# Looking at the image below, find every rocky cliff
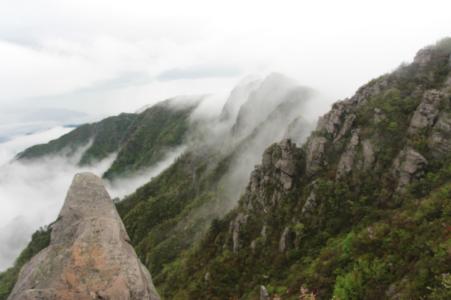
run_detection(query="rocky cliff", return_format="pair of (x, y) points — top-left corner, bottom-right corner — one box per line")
(7, 172), (160, 300)
(154, 39), (451, 299)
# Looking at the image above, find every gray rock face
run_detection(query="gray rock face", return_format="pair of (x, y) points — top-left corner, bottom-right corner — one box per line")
(362, 139), (376, 171)
(260, 285), (270, 300)
(336, 129), (360, 179)
(279, 227), (291, 253)
(429, 112), (451, 157)
(392, 148), (428, 192)
(408, 89), (444, 135)
(334, 114), (356, 143)
(316, 102), (349, 137)
(229, 213), (248, 253)
(301, 190), (317, 216)
(414, 47), (435, 67)
(253, 139), (300, 194)
(8, 172), (160, 300)
(305, 136), (328, 176)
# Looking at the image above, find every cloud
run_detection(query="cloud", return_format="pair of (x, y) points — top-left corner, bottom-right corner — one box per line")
(1, 0), (449, 119)
(0, 148), (114, 271)
(0, 126), (73, 165)
(106, 146), (186, 199)
(157, 65), (241, 81)
(0, 127), (185, 271)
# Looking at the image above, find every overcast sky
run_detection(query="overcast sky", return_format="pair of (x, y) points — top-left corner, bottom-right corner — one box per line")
(0, 0), (450, 131)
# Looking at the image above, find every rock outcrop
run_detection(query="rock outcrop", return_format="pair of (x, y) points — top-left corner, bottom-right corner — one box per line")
(8, 172), (160, 300)
(408, 89), (444, 135)
(336, 129), (360, 178)
(392, 147), (428, 192)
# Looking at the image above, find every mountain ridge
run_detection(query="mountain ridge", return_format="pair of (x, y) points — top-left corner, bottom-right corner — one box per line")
(1, 39), (451, 299)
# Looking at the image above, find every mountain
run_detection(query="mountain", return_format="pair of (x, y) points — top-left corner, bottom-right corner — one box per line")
(115, 74), (316, 292)
(17, 113), (137, 165)
(0, 73), (316, 300)
(8, 172), (160, 300)
(2, 39), (451, 300)
(17, 98), (201, 179)
(152, 38), (451, 299)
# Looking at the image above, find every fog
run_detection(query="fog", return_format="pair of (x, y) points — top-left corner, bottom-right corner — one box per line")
(106, 146), (186, 199)
(0, 72), (323, 270)
(0, 130), (185, 271)
(180, 73), (321, 225)
(0, 126), (73, 165)
(1, 0), (449, 119)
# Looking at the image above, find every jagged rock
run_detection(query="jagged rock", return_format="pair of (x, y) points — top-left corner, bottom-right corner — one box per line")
(316, 102), (349, 137)
(334, 114), (356, 142)
(362, 139), (376, 171)
(408, 89), (444, 134)
(279, 227), (290, 252)
(249, 139), (300, 199)
(260, 285), (270, 300)
(229, 213), (248, 253)
(8, 172), (160, 300)
(392, 148), (428, 192)
(301, 183), (319, 216)
(275, 139), (297, 176)
(336, 129), (360, 179)
(305, 136), (328, 175)
(429, 112), (451, 157)
(414, 47), (435, 67)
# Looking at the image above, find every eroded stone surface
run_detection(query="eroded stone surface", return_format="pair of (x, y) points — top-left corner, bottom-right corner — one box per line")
(408, 89), (444, 135)
(8, 172), (160, 300)
(392, 148), (428, 192)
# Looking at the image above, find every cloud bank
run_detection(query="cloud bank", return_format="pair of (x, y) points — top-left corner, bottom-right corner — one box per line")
(0, 128), (185, 271)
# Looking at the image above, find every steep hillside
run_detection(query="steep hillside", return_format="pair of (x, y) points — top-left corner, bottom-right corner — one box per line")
(17, 113), (137, 164)
(16, 98), (200, 179)
(116, 75), (315, 292)
(104, 99), (199, 179)
(152, 39), (451, 299)
(0, 73), (315, 300)
(3, 40), (450, 300)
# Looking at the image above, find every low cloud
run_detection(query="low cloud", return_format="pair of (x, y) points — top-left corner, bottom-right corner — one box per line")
(0, 126), (73, 165)
(106, 146), (186, 199)
(157, 65), (242, 81)
(0, 128), (184, 271)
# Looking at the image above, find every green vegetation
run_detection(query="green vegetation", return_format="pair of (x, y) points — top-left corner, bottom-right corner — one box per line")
(17, 100), (198, 180)
(17, 113), (137, 163)
(136, 40), (451, 299)
(104, 103), (195, 179)
(2, 40), (451, 299)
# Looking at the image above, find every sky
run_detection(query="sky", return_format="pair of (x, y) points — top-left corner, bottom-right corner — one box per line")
(0, 0), (450, 136)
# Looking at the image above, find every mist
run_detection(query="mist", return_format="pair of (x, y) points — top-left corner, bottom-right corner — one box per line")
(0, 130), (185, 271)
(106, 146), (186, 199)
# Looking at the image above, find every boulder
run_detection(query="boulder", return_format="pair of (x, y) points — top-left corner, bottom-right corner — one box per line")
(8, 172), (160, 300)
